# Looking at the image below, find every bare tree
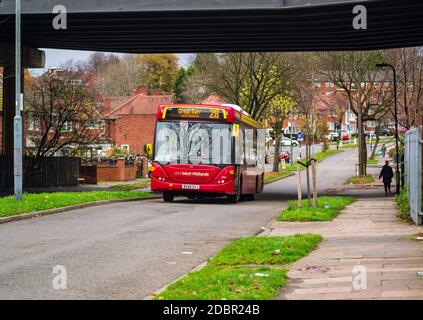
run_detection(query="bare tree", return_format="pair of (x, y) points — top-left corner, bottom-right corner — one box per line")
(386, 47), (423, 129)
(100, 55), (143, 96)
(25, 70), (100, 158)
(318, 89), (349, 149)
(191, 52), (293, 121)
(318, 51), (391, 176)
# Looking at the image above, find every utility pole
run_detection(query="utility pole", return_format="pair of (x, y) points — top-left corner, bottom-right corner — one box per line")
(14, 0), (23, 201)
(376, 63), (401, 194)
(290, 109), (294, 165)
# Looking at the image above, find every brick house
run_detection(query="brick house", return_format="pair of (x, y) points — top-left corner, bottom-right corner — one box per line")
(104, 85), (174, 155)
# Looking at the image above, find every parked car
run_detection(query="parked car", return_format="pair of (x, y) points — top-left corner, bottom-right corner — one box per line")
(265, 151), (290, 164)
(341, 131), (350, 141)
(327, 132), (340, 141)
(379, 128), (390, 136)
(279, 151), (290, 163)
(283, 133), (298, 141)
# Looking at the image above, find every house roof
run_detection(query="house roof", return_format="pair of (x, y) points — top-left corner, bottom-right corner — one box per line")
(107, 96), (132, 112)
(106, 93), (174, 117)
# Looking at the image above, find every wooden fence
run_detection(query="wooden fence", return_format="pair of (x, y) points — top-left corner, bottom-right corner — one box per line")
(0, 156), (79, 190)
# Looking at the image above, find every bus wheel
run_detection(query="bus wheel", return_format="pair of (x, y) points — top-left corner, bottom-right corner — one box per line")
(245, 194), (256, 201)
(163, 191), (174, 202)
(227, 191), (240, 203)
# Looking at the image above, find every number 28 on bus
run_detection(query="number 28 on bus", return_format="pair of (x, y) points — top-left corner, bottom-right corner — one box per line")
(151, 104), (266, 203)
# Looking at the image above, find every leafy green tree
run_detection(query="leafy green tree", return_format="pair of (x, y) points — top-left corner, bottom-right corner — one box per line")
(263, 94), (296, 172)
(173, 65), (195, 103)
(136, 54), (179, 93)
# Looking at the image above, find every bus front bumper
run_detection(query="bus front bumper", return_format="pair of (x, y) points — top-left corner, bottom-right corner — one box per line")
(151, 178), (236, 195)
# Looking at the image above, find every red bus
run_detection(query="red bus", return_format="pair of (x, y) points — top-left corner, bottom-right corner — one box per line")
(151, 104), (265, 203)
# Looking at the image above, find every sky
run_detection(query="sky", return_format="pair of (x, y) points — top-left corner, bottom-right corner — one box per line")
(35, 49), (194, 72)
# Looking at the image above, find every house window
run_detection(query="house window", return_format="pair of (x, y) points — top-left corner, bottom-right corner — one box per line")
(28, 117), (40, 131)
(86, 120), (99, 129)
(366, 121), (376, 128)
(325, 92), (332, 96)
(325, 82), (334, 88)
(61, 121), (72, 132)
(70, 79), (82, 86)
(328, 122), (335, 131)
(121, 144), (129, 152)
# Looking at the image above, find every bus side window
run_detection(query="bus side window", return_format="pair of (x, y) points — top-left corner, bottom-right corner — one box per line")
(245, 128), (255, 165)
(235, 126), (244, 165)
(257, 128), (266, 169)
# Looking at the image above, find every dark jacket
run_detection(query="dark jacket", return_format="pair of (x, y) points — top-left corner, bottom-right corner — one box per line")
(379, 165), (394, 183)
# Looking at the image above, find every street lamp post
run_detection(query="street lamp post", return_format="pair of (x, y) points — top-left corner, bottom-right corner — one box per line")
(14, 0), (23, 201)
(290, 110), (294, 165)
(376, 63), (401, 194)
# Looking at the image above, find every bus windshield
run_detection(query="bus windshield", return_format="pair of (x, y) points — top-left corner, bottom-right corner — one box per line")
(154, 121), (233, 165)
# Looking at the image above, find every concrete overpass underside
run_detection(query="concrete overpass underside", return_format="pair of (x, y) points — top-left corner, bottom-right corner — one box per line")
(0, 0), (423, 53)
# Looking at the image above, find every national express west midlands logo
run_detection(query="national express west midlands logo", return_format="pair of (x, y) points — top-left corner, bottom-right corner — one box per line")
(174, 171), (210, 177)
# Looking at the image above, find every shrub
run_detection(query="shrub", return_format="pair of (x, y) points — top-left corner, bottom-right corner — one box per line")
(395, 188), (410, 221)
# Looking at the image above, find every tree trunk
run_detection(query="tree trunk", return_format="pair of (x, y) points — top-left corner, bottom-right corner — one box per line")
(356, 87), (366, 176)
(370, 130), (380, 159)
(305, 133), (312, 207)
(359, 128), (367, 176)
(273, 137), (281, 172)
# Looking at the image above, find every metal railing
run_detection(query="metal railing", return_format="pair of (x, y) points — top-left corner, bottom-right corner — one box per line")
(404, 127), (422, 225)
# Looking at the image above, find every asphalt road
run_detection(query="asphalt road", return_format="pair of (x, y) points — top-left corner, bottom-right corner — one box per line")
(0, 148), (358, 299)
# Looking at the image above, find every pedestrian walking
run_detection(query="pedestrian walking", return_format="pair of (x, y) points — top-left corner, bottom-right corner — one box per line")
(379, 160), (394, 195)
(380, 144), (386, 157)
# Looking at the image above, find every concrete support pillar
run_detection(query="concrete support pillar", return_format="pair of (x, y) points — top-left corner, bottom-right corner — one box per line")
(2, 66), (15, 158)
(1, 66), (24, 190)
(0, 46), (44, 190)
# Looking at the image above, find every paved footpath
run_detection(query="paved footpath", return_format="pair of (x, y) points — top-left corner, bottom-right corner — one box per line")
(263, 197), (423, 300)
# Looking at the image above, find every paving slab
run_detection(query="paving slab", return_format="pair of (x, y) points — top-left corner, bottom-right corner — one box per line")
(266, 197), (423, 300)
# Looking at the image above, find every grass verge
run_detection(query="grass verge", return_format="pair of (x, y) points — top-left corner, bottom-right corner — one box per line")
(346, 175), (375, 184)
(264, 149), (343, 184)
(340, 143), (358, 148)
(264, 171), (294, 184)
(0, 191), (153, 218)
(313, 149), (343, 162)
(367, 158), (378, 165)
(277, 196), (355, 222)
(110, 180), (151, 190)
(156, 234), (322, 300)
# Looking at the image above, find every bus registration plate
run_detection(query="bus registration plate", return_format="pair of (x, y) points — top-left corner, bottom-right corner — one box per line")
(182, 184), (200, 190)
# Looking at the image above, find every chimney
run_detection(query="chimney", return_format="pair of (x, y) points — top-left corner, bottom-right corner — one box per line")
(104, 97), (111, 115)
(150, 89), (162, 96)
(133, 85), (148, 96)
